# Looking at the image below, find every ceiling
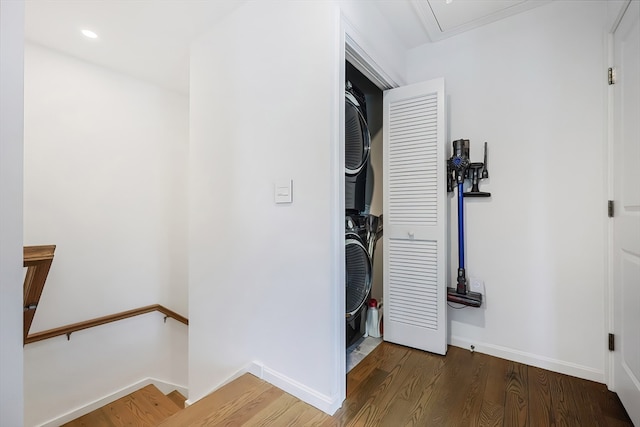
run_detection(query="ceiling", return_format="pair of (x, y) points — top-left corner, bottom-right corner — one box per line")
(24, 0), (550, 95)
(25, 0), (247, 94)
(379, 0), (550, 46)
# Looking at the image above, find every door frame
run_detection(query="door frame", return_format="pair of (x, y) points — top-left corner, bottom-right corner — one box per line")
(605, 0), (633, 391)
(333, 12), (400, 408)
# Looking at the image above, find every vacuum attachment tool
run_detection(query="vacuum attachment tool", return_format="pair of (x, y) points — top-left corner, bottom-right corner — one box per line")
(464, 142), (490, 197)
(447, 288), (483, 307)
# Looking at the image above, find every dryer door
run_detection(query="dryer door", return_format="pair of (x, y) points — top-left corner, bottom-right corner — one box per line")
(345, 92), (370, 176)
(345, 235), (372, 318)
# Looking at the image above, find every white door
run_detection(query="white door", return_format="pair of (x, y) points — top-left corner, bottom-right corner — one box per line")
(383, 78), (447, 355)
(612, 1), (640, 425)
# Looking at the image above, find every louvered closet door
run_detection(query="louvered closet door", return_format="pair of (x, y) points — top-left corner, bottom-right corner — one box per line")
(383, 78), (447, 355)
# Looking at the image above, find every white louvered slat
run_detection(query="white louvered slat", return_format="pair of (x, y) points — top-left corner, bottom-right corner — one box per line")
(388, 93), (439, 226)
(388, 238), (439, 329)
(383, 78), (446, 355)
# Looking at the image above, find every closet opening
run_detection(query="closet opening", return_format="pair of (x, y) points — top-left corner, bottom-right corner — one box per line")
(344, 60), (384, 373)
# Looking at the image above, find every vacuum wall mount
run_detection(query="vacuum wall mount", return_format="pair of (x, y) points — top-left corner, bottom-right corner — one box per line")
(446, 139), (490, 307)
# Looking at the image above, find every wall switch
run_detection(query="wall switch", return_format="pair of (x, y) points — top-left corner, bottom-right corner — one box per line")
(470, 278), (485, 295)
(274, 180), (293, 204)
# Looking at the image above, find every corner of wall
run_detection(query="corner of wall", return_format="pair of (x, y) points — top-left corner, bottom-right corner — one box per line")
(0, 1), (25, 426)
(184, 360), (342, 416)
(250, 362), (343, 416)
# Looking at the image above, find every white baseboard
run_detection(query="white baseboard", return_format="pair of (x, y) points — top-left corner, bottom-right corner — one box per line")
(183, 362), (256, 407)
(450, 335), (605, 383)
(37, 378), (188, 427)
(248, 362), (342, 415)
(186, 361), (341, 415)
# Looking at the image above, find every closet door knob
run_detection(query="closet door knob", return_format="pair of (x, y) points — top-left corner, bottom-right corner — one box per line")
(408, 231), (414, 238)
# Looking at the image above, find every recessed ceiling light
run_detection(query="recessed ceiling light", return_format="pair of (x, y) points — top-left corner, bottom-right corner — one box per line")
(81, 29), (98, 39)
(445, 0), (453, 4)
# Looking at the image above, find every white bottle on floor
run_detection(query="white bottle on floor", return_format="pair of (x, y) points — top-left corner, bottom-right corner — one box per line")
(366, 299), (380, 338)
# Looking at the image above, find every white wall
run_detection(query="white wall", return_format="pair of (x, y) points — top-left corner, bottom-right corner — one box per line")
(407, 1), (609, 381)
(24, 44), (189, 321)
(607, 0), (630, 31)
(24, 315), (186, 426)
(188, 1), (408, 413)
(0, 2), (25, 426)
(339, 0), (408, 87)
(23, 43), (188, 425)
(189, 1), (343, 411)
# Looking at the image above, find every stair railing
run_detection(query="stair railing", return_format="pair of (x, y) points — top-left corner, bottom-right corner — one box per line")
(23, 245), (188, 345)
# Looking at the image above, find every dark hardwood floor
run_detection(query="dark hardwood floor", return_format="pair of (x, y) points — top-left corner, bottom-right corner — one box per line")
(334, 342), (633, 426)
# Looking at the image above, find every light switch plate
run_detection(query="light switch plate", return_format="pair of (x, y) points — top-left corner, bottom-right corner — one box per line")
(275, 180), (293, 204)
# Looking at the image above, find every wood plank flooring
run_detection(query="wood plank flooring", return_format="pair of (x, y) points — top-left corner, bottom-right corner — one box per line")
(65, 342), (633, 426)
(63, 384), (182, 426)
(166, 390), (187, 409)
(161, 342), (633, 426)
(336, 343), (632, 426)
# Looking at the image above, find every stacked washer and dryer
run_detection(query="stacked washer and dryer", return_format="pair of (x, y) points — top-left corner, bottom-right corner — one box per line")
(345, 81), (382, 348)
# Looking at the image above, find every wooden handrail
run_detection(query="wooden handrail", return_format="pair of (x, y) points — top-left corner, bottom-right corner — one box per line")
(24, 245), (57, 264)
(24, 245), (56, 344)
(156, 305), (189, 325)
(24, 304), (188, 345)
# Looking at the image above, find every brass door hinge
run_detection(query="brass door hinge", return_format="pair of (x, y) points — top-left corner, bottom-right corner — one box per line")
(608, 67), (616, 85)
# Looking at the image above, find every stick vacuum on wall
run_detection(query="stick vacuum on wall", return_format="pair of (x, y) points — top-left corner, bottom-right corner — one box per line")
(446, 139), (490, 307)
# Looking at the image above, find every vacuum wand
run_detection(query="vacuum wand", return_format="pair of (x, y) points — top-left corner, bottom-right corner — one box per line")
(456, 182), (466, 294)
